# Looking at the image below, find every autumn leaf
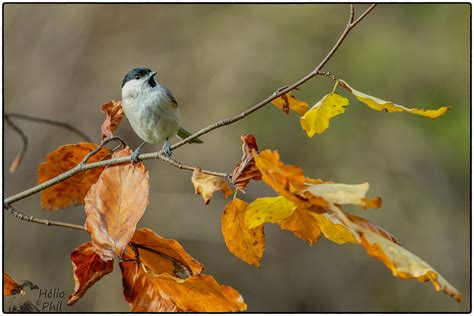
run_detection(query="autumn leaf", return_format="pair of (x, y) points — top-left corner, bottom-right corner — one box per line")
(245, 196), (296, 229)
(191, 170), (233, 204)
(302, 182), (381, 209)
(358, 224), (461, 302)
(222, 199), (265, 267)
(230, 134), (262, 192)
(101, 100), (124, 139)
(4, 272), (24, 296)
(300, 92), (349, 137)
(129, 228), (203, 278)
(244, 195), (320, 244)
(38, 143), (111, 210)
(338, 80), (449, 119)
(68, 242), (114, 306)
(119, 230), (246, 312)
(271, 92), (309, 115)
(84, 147), (149, 261)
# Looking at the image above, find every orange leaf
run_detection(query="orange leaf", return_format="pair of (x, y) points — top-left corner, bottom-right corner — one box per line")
(280, 208), (321, 245)
(68, 242), (114, 306)
(221, 199), (265, 267)
(271, 92), (309, 115)
(191, 170), (233, 204)
(100, 100), (124, 139)
(4, 273), (24, 296)
(38, 143), (111, 210)
(84, 147), (149, 261)
(129, 228), (203, 278)
(230, 134), (262, 192)
(120, 260), (246, 312)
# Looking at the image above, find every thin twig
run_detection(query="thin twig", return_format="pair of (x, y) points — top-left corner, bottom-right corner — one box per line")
(157, 153), (228, 178)
(3, 4), (377, 207)
(4, 113), (92, 142)
(4, 204), (86, 231)
(81, 136), (126, 165)
(4, 115), (28, 174)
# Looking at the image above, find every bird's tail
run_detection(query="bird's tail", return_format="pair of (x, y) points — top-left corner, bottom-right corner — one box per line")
(177, 127), (204, 144)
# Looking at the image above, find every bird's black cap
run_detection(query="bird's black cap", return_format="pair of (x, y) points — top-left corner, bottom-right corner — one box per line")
(122, 67), (153, 87)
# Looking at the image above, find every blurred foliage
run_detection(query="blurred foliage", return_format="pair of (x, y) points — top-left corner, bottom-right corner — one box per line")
(3, 4), (469, 312)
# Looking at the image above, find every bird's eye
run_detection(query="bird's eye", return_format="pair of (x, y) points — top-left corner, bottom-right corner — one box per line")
(134, 75), (140, 80)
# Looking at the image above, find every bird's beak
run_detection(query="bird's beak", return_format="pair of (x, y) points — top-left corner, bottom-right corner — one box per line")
(149, 71), (157, 78)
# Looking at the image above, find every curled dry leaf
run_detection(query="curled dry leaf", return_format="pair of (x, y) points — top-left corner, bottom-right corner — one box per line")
(120, 228), (246, 312)
(221, 198), (265, 267)
(302, 182), (381, 209)
(338, 80), (449, 119)
(358, 226), (461, 302)
(191, 170), (233, 204)
(230, 134), (262, 192)
(129, 228), (203, 278)
(300, 92), (349, 137)
(271, 92), (309, 115)
(84, 147), (149, 261)
(120, 261), (246, 312)
(100, 100), (124, 139)
(38, 143), (111, 210)
(4, 272), (24, 296)
(68, 242), (114, 306)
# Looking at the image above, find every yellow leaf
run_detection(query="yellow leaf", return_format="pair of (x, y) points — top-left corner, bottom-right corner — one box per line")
(271, 92), (309, 115)
(310, 213), (358, 245)
(245, 196), (296, 229)
(302, 182), (381, 209)
(359, 226), (461, 302)
(221, 199), (265, 267)
(191, 171), (233, 205)
(280, 208), (321, 245)
(339, 80), (449, 119)
(299, 92), (349, 137)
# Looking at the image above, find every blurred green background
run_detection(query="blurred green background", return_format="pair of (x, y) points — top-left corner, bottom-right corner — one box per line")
(3, 3), (470, 312)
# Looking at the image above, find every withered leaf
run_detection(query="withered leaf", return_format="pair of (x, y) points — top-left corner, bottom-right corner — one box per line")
(38, 143), (111, 210)
(191, 170), (233, 204)
(120, 247), (246, 312)
(221, 198), (265, 267)
(271, 92), (309, 115)
(101, 100), (124, 139)
(230, 134), (262, 192)
(4, 272), (24, 296)
(68, 242), (114, 306)
(84, 147), (149, 261)
(129, 228), (203, 278)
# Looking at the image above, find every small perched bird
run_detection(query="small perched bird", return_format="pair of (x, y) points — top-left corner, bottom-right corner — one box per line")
(121, 67), (202, 163)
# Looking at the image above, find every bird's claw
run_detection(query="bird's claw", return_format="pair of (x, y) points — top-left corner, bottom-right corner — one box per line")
(163, 141), (172, 158)
(130, 148), (141, 164)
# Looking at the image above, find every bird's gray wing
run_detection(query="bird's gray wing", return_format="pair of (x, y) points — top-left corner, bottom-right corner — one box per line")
(163, 86), (178, 106)
(177, 127), (204, 144)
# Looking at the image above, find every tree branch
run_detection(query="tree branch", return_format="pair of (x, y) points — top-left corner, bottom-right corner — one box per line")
(4, 4), (377, 209)
(4, 204), (86, 231)
(4, 112), (92, 142)
(4, 115), (28, 174)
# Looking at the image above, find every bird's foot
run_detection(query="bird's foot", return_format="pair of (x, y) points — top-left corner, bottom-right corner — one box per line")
(163, 141), (172, 158)
(131, 147), (142, 164)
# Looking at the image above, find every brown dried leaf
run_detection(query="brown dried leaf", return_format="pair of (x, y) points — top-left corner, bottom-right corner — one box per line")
(4, 272), (24, 296)
(130, 228), (203, 278)
(221, 198), (265, 267)
(120, 260), (246, 312)
(84, 148), (149, 261)
(101, 100), (124, 139)
(280, 208), (321, 245)
(191, 170), (233, 204)
(68, 242), (114, 306)
(38, 143), (111, 210)
(230, 134), (262, 192)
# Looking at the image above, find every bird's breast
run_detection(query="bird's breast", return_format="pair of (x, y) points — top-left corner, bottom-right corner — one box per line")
(122, 89), (180, 144)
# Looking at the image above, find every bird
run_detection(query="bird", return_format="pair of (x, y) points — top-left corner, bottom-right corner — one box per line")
(121, 67), (203, 163)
